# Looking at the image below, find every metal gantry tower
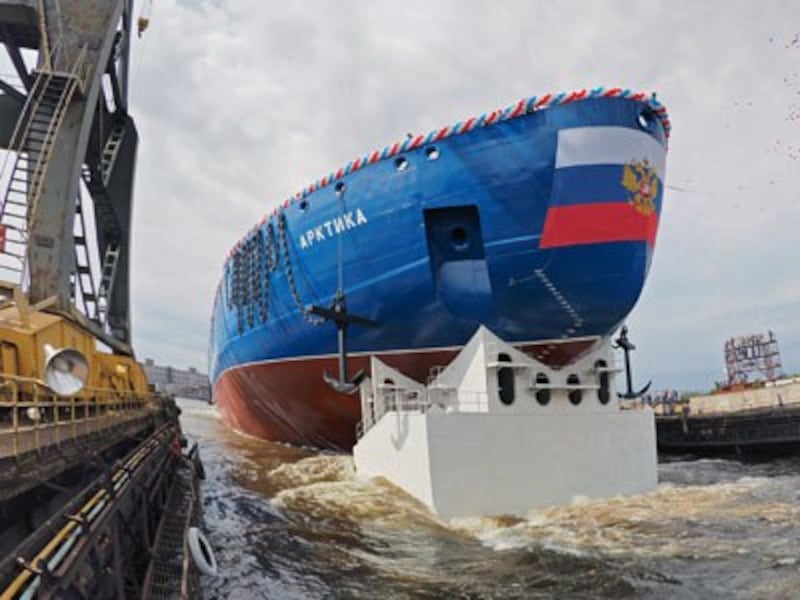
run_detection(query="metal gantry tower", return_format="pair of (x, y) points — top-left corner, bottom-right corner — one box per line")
(0, 0), (139, 354)
(724, 330), (784, 385)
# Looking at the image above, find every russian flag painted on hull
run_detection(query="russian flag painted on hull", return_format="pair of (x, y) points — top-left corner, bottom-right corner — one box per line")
(541, 126), (666, 250)
(209, 91), (671, 451)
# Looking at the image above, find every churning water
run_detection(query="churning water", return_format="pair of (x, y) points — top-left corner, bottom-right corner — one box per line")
(177, 400), (800, 599)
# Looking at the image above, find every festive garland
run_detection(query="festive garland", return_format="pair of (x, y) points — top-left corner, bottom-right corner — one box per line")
(226, 87), (670, 261)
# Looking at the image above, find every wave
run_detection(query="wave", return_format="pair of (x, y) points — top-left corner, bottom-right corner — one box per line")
(453, 476), (800, 560)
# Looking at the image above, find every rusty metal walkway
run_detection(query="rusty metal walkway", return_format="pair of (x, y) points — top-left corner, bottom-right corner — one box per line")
(0, 373), (170, 501)
(0, 409), (152, 457)
(142, 455), (202, 599)
(0, 422), (185, 599)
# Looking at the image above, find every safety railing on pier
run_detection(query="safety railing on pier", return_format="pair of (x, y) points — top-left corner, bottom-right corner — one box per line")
(0, 374), (164, 461)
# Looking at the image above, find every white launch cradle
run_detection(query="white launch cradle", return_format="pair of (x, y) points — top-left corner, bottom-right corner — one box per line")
(353, 326), (657, 519)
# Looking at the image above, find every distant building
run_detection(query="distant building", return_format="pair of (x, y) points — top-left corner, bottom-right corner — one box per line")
(141, 359), (211, 401)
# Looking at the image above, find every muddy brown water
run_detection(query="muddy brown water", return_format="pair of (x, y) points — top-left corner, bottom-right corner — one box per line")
(177, 400), (800, 599)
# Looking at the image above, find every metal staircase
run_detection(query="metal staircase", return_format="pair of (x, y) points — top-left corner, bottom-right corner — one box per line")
(70, 195), (121, 328)
(96, 242), (121, 324)
(0, 48), (87, 288)
(78, 119), (126, 329)
(80, 162), (120, 241)
(100, 120), (126, 185)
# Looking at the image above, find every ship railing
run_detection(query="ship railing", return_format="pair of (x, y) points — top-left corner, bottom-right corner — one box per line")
(0, 374), (166, 461)
(374, 387), (426, 423)
(357, 386), (491, 439)
(426, 366), (446, 387)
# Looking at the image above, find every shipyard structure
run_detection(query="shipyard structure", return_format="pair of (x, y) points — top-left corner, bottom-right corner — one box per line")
(657, 331), (800, 454)
(0, 2), (210, 598)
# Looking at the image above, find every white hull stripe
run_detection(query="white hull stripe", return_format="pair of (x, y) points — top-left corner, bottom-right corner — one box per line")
(555, 126), (667, 180)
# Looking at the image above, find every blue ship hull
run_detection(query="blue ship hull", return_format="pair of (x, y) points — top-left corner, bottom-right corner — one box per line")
(209, 93), (669, 450)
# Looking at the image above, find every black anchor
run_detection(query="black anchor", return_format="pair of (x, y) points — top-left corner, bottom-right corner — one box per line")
(613, 325), (652, 399)
(310, 183), (378, 395)
(310, 290), (377, 395)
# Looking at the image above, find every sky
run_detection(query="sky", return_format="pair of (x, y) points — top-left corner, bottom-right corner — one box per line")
(122, 0), (800, 391)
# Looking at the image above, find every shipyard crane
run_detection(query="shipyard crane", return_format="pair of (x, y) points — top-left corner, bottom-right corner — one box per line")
(0, 5), (213, 596)
(0, 0), (140, 354)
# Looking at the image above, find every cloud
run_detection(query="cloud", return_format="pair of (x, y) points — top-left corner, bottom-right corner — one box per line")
(124, 0), (799, 384)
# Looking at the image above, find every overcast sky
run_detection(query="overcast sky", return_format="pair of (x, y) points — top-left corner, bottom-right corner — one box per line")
(126, 0), (799, 391)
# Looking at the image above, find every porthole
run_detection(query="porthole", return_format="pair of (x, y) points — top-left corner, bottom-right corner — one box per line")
(449, 225), (469, 251)
(395, 157), (409, 172)
(567, 374), (582, 405)
(335, 181), (346, 194)
(595, 359), (610, 405)
(426, 147), (440, 160)
(637, 107), (655, 131)
(299, 199), (309, 211)
(535, 372), (550, 406)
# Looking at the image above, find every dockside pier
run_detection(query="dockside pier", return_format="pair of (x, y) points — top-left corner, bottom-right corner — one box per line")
(657, 405), (800, 454)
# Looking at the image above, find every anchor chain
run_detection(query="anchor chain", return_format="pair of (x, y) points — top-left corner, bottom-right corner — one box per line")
(231, 245), (245, 334)
(258, 225), (272, 323)
(245, 234), (255, 329)
(277, 212), (324, 325)
(227, 212), (325, 333)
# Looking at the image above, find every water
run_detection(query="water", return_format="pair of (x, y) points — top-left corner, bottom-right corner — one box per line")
(177, 400), (800, 599)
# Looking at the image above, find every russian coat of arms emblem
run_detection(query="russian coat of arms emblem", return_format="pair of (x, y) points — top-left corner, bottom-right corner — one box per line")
(621, 159), (659, 216)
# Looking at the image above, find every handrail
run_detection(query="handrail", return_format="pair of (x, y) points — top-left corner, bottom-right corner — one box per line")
(0, 424), (175, 600)
(0, 38), (66, 184)
(180, 467), (198, 597)
(26, 43), (89, 229)
(0, 74), (42, 172)
(0, 41), (90, 287)
(357, 387), (491, 439)
(0, 373), (166, 461)
(0, 72), (50, 209)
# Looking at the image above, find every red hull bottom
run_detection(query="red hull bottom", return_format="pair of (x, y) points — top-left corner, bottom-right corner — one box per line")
(214, 340), (597, 451)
